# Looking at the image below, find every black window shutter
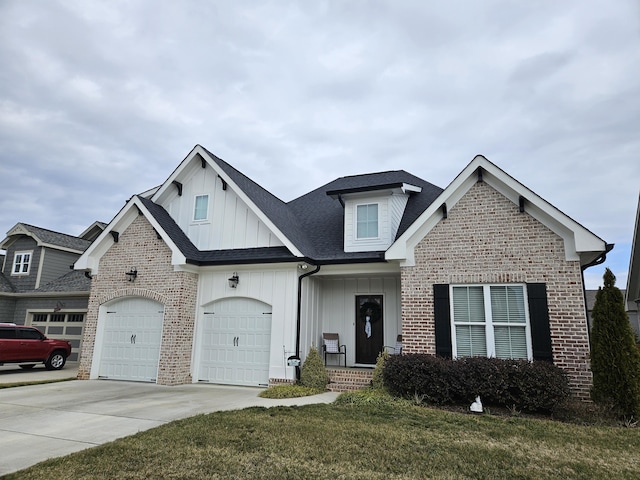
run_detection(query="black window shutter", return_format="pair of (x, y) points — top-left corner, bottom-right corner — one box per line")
(434, 284), (452, 358)
(527, 283), (553, 362)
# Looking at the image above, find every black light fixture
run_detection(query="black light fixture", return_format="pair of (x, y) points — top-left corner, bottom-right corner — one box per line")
(228, 272), (239, 288)
(125, 267), (138, 282)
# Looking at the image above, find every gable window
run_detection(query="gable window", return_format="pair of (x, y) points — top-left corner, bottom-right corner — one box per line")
(356, 203), (378, 239)
(12, 251), (32, 275)
(451, 284), (531, 360)
(194, 194), (209, 221)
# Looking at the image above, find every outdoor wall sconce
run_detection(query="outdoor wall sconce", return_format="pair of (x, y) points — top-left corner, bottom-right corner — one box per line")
(228, 272), (239, 288)
(125, 267), (138, 282)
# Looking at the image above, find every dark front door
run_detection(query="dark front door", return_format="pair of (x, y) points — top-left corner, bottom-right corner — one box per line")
(355, 295), (384, 364)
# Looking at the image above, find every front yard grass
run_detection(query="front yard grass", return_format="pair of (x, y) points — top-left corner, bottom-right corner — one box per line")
(5, 399), (640, 479)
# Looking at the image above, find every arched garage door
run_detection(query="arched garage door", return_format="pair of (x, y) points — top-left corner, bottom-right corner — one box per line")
(97, 297), (164, 383)
(198, 297), (272, 387)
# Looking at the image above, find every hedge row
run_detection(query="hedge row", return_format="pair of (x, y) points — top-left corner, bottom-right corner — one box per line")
(383, 354), (570, 412)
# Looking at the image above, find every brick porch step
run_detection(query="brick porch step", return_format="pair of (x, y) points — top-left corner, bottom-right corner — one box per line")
(325, 367), (373, 393)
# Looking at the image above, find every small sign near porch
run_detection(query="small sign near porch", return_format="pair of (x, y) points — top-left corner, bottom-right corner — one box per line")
(355, 295), (383, 364)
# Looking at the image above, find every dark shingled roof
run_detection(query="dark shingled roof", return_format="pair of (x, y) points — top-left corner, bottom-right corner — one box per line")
(287, 170), (444, 261)
(33, 270), (91, 293)
(141, 150), (444, 266)
(10, 224), (91, 252)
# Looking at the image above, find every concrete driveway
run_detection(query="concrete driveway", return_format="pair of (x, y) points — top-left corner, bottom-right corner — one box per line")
(0, 368), (338, 476)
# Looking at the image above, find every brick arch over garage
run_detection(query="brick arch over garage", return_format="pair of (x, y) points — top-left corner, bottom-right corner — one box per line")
(97, 288), (168, 307)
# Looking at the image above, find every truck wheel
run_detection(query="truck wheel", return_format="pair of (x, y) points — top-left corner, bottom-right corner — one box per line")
(45, 351), (66, 370)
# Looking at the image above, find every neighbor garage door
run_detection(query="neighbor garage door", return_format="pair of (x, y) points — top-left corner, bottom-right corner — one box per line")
(98, 297), (164, 382)
(31, 312), (85, 362)
(198, 297), (272, 387)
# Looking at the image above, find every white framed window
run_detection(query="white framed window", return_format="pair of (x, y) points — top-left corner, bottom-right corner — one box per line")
(356, 203), (379, 239)
(193, 194), (209, 221)
(450, 284), (532, 360)
(12, 251), (32, 275)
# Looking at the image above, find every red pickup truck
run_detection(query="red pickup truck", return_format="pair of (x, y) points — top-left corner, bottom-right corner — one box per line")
(0, 323), (72, 370)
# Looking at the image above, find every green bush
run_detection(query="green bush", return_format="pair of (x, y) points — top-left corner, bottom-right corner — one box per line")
(299, 345), (329, 391)
(259, 384), (320, 399)
(371, 350), (389, 390)
(383, 354), (569, 412)
(590, 268), (640, 419)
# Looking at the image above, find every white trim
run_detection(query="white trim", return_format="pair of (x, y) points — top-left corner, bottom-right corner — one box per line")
(386, 155), (608, 266)
(11, 250), (33, 276)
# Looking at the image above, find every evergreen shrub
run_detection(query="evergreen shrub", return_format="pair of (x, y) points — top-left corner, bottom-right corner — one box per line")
(383, 354), (569, 412)
(299, 345), (329, 392)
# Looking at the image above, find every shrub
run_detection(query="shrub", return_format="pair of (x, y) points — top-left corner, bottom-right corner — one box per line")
(383, 354), (455, 405)
(371, 350), (389, 390)
(299, 345), (329, 391)
(590, 268), (640, 419)
(259, 384), (319, 399)
(334, 388), (410, 408)
(384, 354), (569, 412)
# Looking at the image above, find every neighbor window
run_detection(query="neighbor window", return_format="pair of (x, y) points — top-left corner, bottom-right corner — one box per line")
(451, 284), (531, 360)
(194, 194), (209, 221)
(12, 251), (32, 275)
(356, 204), (378, 239)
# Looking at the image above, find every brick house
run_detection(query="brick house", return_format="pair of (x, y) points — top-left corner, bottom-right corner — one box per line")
(75, 145), (610, 398)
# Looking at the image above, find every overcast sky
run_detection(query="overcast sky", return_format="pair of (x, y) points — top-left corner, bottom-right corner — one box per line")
(1, 1), (638, 290)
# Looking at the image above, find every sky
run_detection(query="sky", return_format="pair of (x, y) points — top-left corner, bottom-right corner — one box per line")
(0, 0), (638, 290)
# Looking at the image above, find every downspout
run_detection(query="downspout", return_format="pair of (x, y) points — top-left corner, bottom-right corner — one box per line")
(294, 263), (321, 379)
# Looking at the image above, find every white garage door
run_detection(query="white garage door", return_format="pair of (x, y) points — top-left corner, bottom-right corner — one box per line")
(98, 297), (164, 383)
(198, 297), (272, 387)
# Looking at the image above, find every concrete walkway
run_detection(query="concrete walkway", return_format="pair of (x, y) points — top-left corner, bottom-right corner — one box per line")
(0, 365), (339, 476)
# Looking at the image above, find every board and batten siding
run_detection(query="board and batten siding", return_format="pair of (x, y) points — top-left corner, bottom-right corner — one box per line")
(317, 276), (402, 365)
(160, 161), (285, 251)
(194, 266), (299, 383)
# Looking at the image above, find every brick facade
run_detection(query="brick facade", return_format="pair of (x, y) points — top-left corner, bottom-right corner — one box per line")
(401, 181), (592, 399)
(78, 215), (198, 385)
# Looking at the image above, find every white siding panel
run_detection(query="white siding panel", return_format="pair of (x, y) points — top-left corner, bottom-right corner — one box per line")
(389, 194), (409, 240)
(194, 266), (299, 384)
(344, 196), (393, 252)
(160, 163), (284, 251)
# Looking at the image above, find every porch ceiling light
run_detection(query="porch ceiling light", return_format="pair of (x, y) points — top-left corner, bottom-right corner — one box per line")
(125, 267), (138, 282)
(228, 272), (239, 288)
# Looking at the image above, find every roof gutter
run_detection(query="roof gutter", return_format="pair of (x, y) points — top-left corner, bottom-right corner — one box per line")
(294, 263), (321, 379)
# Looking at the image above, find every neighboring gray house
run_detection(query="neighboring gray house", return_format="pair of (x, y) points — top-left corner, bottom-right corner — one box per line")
(0, 222), (105, 362)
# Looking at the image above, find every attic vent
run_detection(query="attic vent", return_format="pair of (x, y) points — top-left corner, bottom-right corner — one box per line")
(172, 180), (183, 196)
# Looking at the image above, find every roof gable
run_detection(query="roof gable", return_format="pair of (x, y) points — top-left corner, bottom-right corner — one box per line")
(151, 145), (304, 257)
(0, 223), (91, 253)
(386, 155), (610, 267)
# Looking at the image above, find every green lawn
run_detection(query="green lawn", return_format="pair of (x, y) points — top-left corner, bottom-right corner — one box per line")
(5, 399), (640, 479)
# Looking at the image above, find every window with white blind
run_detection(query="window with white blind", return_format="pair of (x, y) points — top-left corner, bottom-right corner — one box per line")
(450, 284), (531, 360)
(356, 203), (379, 239)
(194, 194), (209, 221)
